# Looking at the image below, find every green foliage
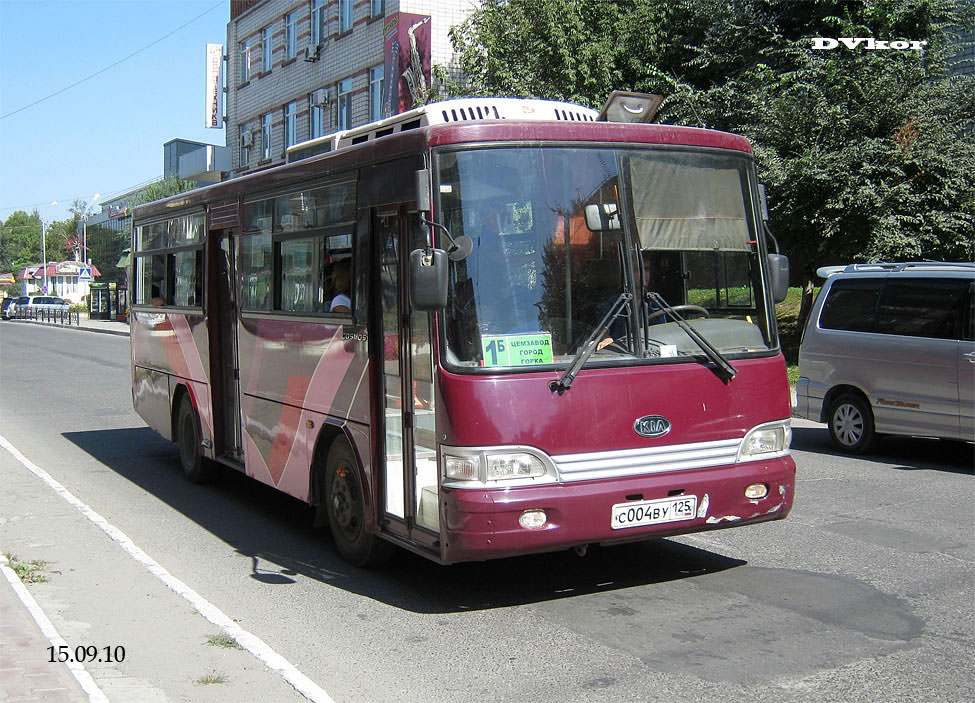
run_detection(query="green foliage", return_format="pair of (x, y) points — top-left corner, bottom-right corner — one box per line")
(446, 0), (975, 279)
(130, 175), (198, 207)
(1, 209), (84, 278)
(0, 210), (41, 272)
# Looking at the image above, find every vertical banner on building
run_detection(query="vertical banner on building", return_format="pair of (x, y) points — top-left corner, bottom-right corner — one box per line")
(205, 43), (224, 129)
(383, 13), (431, 118)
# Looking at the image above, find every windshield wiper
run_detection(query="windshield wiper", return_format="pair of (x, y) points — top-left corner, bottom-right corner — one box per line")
(646, 292), (737, 382)
(550, 292), (632, 394)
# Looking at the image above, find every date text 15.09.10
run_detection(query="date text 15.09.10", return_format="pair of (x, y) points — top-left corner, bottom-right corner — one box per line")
(48, 645), (125, 664)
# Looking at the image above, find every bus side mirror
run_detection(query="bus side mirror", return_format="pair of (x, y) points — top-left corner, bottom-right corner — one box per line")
(768, 253), (790, 304)
(584, 203), (620, 231)
(409, 248), (448, 310)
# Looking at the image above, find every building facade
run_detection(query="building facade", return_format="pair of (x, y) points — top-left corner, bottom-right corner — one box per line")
(17, 261), (101, 304)
(227, 0), (475, 176)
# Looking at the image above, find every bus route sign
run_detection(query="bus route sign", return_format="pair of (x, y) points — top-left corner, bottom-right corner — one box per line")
(481, 333), (554, 367)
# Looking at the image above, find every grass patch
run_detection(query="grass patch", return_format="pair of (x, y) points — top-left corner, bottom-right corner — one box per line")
(4, 554), (50, 584)
(205, 634), (241, 649)
(775, 286), (818, 385)
(196, 671), (228, 685)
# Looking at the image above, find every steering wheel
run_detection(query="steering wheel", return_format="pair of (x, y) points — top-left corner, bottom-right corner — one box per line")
(646, 305), (710, 323)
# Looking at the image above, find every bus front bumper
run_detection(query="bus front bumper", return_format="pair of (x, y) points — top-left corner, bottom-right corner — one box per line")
(439, 456), (796, 564)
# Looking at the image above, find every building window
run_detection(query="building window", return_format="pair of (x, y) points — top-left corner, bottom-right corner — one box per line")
(261, 113), (273, 161)
(311, 0), (325, 46)
(285, 101), (297, 150)
(371, 0), (384, 18)
(310, 98), (325, 139)
(240, 124), (251, 166)
(239, 37), (252, 82)
(262, 25), (272, 73)
(339, 0), (353, 33)
(369, 65), (384, 121)
(337, 78), (353, 130)
(285, 12), (297, 59)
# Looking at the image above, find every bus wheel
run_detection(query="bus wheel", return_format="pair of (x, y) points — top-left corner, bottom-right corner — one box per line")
(176, 394), (216, 483)
(324, 438), (393, 567)
(828, 392), (875, 454)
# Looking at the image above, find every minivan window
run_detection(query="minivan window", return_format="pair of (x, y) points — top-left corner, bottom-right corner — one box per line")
(874, 278), (970, 340)
(819, 279), (882, 332)
(966, 283), (974, 341)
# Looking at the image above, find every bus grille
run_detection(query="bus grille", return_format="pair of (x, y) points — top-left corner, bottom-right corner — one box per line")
(552, 438), (741, 482)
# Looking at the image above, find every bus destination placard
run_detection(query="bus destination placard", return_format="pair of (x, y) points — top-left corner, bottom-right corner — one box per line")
(481, 333), (554, 367)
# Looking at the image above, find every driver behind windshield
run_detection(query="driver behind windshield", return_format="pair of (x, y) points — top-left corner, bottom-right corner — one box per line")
(596, 251), (668, 350)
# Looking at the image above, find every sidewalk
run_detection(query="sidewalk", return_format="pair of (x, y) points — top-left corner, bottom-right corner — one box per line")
(0, 558), (90, 703)
(5, 315), (129, 337)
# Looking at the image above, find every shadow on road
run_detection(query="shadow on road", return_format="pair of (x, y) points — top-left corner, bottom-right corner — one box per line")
(792, 426), (974, 475)
(62, 427), (746, 613)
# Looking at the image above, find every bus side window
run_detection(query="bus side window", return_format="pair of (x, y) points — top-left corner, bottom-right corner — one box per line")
(326, 258), (352, 314)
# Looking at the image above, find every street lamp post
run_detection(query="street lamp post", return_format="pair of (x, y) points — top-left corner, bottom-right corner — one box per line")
(81, 193), (101, 269)
(40, 200), (58, 294)
(80, 193), (100, 305)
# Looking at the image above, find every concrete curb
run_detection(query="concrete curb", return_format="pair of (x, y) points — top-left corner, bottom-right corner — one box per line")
(4, 317), (130, 337)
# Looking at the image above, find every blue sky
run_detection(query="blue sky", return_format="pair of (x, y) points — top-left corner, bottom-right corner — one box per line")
(1, 0), (228, 223)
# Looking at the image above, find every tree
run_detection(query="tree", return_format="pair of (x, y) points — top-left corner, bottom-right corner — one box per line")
(45, 218), (77, 260)
(445, 0), (632, 104)
(446, 0), (975, 327)
(0, 210), (42, 273)
(129, 174), (199, 207)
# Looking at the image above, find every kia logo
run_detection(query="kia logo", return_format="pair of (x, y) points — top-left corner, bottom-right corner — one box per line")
(634, 415), (671, 438)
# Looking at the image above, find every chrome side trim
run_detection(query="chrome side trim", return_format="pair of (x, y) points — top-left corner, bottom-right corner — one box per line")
(553, 438), (741, 482)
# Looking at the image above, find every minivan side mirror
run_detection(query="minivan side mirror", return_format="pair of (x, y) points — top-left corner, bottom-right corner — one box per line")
(768, 253), (790, 304)
(409, 248), (448, 310)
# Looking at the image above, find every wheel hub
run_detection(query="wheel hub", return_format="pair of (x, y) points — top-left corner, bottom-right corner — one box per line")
(834, 404), (863, 446)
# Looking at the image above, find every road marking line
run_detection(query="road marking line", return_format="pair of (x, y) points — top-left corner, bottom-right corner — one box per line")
(1, 554), (110, 703)
(0, 434), (336, 703)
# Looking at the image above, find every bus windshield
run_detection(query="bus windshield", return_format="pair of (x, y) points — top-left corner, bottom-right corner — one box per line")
(437, 146), (776, 370)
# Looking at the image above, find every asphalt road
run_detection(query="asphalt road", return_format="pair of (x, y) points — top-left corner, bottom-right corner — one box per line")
(1, 322), (972, 703)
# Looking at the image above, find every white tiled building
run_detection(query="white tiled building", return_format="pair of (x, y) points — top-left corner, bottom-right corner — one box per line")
(227, 0), (476, 176)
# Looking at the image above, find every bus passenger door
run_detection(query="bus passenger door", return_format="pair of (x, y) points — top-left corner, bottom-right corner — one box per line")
(206, 226), (242, 461)
(376, 208), (440, 548)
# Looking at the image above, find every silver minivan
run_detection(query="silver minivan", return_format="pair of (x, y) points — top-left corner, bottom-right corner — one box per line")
(795, 262), (974, 452)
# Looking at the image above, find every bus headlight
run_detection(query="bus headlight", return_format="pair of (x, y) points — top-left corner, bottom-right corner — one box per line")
(738, 421), (792, 461)
(444, 455), (479, 481)
(442, 447), (554, 485)
(486, 453), (545, 480)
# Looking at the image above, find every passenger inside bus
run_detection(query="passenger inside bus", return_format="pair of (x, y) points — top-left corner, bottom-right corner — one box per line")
(329, 259), (351, 313)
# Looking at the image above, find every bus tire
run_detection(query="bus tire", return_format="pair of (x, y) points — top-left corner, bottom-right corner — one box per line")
(176, 394), (216, 483)
(827, 392), (875, 454)
(324, 437), (393, 567)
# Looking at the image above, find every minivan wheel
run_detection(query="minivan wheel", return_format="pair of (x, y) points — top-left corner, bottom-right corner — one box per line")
(828, 393), (875, 454)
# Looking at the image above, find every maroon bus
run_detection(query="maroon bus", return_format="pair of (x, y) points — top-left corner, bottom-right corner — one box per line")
(130, 95), (795, 566)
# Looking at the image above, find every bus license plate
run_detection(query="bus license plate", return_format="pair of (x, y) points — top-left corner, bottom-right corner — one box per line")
(611, 495), (698, 530)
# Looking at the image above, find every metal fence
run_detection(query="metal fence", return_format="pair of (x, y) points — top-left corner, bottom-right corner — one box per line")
(13, 307), (81, 325)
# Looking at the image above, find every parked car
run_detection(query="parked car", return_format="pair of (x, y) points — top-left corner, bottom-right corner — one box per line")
(795, 261), (975, 453)
(5, 295), (69, 317)
(7, 295), (30, 317)
(31, 295), (70, 313)
(1, 297), (16, 320)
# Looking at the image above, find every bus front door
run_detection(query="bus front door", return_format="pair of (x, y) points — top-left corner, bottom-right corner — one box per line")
(206, 226), (242, 461)
(376, 208), (440, 550)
